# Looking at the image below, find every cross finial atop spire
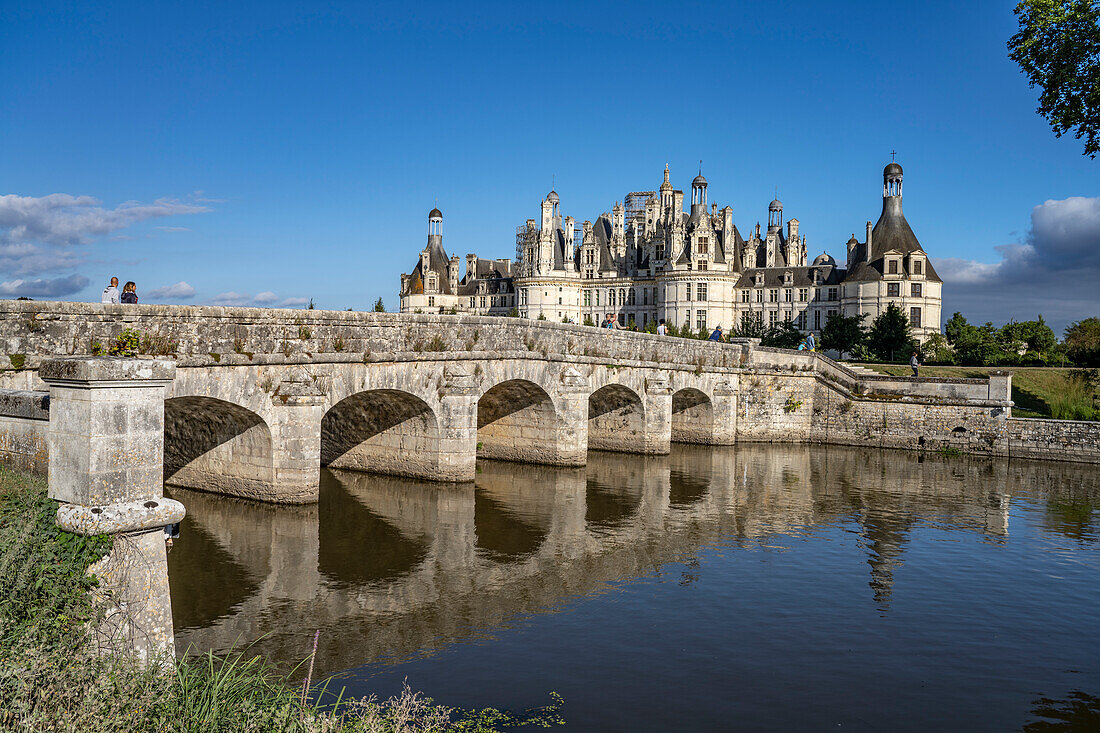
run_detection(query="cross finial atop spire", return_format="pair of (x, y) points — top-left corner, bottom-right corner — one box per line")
(891, 149), (897, 161)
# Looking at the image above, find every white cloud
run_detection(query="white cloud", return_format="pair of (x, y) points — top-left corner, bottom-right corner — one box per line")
(932, 196), (1100, 333)
(0, 274), (90, 297)
(155, 226), (191, 233)
(253, 291), (279, 304)
(145, 281), (196, 301)
(211, 291), (253, 306)
(280, 297), (309, 307)
(0, 193), (208, 247)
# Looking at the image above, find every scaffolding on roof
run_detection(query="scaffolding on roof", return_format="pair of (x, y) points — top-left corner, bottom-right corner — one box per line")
(624, 191), (656, 223)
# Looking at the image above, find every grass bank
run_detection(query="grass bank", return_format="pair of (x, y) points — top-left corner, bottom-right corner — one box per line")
(0, 466), (564, 732)
(859, 365), (1100, 420)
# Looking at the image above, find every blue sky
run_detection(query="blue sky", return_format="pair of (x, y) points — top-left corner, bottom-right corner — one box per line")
(2, 1), (1097, 330)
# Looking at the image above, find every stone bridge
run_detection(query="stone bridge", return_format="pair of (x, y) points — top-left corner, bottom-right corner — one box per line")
(0, 301), (1020, 505)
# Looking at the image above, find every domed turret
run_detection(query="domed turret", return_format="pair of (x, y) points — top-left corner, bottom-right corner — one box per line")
(546, 190), (559, 204)
(428, 207), (443, 238)
(690, 168), (708, 215)
(693, 173), (707, 188)
(813, 252), (836, 267)
(768, 197), (783, 230)
(884, 161), (903, 199)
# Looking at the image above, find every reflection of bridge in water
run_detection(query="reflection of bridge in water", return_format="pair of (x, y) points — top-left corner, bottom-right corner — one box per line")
(168, 444), (1098, 677)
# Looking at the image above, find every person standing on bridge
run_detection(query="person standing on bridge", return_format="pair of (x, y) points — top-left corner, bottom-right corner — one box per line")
(910, 350), (920, 378)
(101, 277), (120, 304)
(121, 281), (138, 304)
(708, 325), (724, 342)
(657, 319), (667, 336)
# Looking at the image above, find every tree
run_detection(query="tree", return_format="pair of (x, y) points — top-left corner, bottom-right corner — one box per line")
(373, 297), (385, 312)
(944, 312), (1008, 366)
(1008, 0), (1100, 158)
(920, 332), (955, 364)
(1001, 316), (1059, 362)
(820, 312), (867, 359)
(866, 303), (917, 362)
(761, 320), (804, 349)
(734, 312), (767, 339)
(1065, 317), (1100, 365)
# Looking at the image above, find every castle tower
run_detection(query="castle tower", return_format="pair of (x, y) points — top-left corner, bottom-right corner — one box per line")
(691, 171), (708, 217)
(768, 197), (783, 232)
(660, 164), (673, 213)
(428, 207), (443, 242)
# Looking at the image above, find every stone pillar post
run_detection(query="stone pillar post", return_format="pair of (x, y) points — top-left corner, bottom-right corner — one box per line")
(642, 375), (672, 454)
(554, 366), (590, 465)
(269, 369), (325, 503)
(39, 356), (184, 663)
(438, 364), (479, 482)
(711, 377), (740, 445)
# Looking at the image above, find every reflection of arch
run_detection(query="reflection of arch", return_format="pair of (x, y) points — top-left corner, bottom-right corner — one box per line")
(164, 397), (273, 499)
(474, 490), (548, 563)
(672, 388), (714, 444)
(318, 471), (428, 587)
(588, 384), (645, 452)
(321, 389), (440, 480)
(477, 379), (559, 463)
(585, 476), (642, 528)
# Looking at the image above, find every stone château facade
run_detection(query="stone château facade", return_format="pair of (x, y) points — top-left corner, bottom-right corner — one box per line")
(399, 162), (942, 340)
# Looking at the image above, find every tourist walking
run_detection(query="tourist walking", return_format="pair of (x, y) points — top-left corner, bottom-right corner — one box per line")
(657, 319), (667, 336)
(708, 325), (724, 342)
(120, 281), (138, 304)
(910, 351), (920, 377)
(101, 277), (120, 304)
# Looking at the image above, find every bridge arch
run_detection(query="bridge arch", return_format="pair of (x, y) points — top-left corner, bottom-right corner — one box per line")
(588, 383), (646, 453)
(671, 388), (714, 444)
(164, 396), (274, 500)
(477, 379), (560, 464)
(321, 389), (442, 480)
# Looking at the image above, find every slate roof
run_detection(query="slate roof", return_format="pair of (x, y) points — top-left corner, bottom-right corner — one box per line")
(844, 199), (942, 282)
(408, 237), (454, 294)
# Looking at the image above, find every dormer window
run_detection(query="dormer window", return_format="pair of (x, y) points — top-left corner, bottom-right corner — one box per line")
(784, 271), (793, 285)
(888, 259), (899, 275)
(913, 259), (923, 275)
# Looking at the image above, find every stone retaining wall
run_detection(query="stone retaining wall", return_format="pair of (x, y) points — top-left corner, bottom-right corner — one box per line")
(0, 389), (49, 475)
(1006, 417), (1100, 463)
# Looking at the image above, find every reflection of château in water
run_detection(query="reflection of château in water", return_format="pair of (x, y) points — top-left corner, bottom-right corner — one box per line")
(168, 445), (1098, 677)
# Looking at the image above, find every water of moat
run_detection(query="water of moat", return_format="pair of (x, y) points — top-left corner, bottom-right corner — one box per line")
(166, 445), (1100, 731)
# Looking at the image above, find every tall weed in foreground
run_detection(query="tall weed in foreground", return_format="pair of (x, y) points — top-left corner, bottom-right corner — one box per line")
(0, 468), (563, 732)
(1050, 371), (1099, 421)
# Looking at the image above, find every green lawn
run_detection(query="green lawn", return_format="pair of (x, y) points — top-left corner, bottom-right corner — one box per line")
(858, 365), (1094, 419)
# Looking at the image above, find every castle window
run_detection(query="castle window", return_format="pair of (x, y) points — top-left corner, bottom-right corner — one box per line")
(628, 289), (636, 305)
(520, 289), (528, 305)
(913, 259), (923, 275)
(696, 310), (707, 331)
(620, 289), (627, 305)
(686, 283), (692, 301)
(827, 309), (837, 320)
(769, 311), (779, 326)
(584, 291), (591, 307)
(697, 283), (708, 302)
(643, 289), (649, 305)
(741, 290), (750, 303)
(798, 288), (808, 301)
(797, 312), (806, 329)
(910, 307), (922, 328)
(827, 288), (838, 301)
(428, 296), (435, 307)
(887, 283), (900, 297)
(656, 244), (665, 260)
(595, 291), (600, 306)
(698, 261), (708, 271)
(756, 289), (764, 303)
(470, 297), (476, 308)
(888, 259), (898, 275)
(769, 289), (779, 302)
(784, 289), (793, 302)
(814, 310), (821, 330)
(480, 297), (486, 308)
(911, 283), (922, 297)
